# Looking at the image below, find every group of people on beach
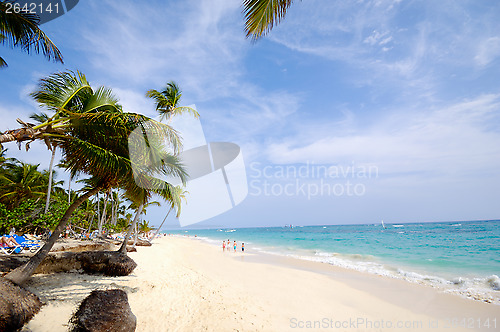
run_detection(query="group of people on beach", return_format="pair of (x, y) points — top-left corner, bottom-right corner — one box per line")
(222, 239), (244, 253)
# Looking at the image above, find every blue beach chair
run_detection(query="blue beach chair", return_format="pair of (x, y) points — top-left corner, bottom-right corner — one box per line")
(0, 235), (41, 254)
(0, 235), (21, 254)
(0, 244), (18, 254)
(13, 235), (41, 253)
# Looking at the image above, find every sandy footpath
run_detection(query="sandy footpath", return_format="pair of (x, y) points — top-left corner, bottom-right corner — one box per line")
(22, 236), (499, 331)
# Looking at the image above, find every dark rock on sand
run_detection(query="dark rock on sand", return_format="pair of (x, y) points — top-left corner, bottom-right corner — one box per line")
(126, 239), (151, 247)
(50, 239), (117, 253)
(34, 251), (137, 276)
(70, 289), (136, 332)
(35, 251), (81, 274)
(0, 277), (42, 331)
(0, 255), (30, 275)
(79, 251), (137, 276)
(110, 239), (151, 247)
(1, 251), (137, 277)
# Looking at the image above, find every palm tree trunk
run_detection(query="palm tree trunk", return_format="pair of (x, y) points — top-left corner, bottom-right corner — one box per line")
(118, 203), (144, 254)
(133, 221), (138, 248)
(67, 177), (71, 204)
(86, 214), (94, 235)
(97, 193), (100, 222)
(5, 187), (100, 285)
(44, 147), (56, 214)
(151, 208), (172, 240)
(0, 132), (17, 143)
(111, 194), (117, 226)
(98, 193), (109, 236)
(0, 127), (38, 143)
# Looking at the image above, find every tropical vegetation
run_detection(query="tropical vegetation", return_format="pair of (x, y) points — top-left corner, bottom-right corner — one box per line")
(0, 0), (63, 68)
(0, 154), (137, 236)
(1, 71), (189, 285)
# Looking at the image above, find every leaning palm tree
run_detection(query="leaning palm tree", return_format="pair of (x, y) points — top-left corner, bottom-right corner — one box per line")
(4, 71), (185, 285)
(0, 1), (63, 67)
(146, 81), (199, 123)
(151, 185), (187, 240)
(243, 0), (296, 41)
(116, 80), (199, 252)
(132, 200), (160, 244)
(118, 127), (187, 253)
(118, 181), (184, 253)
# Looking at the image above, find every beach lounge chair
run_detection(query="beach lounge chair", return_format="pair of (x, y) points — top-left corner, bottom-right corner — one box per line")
(0, 235), (41, 254)
(24, 233), (40, 242)
(0, 238), (22, 255)
(13, 235), (42, 253)
(0, 244), (17, 255)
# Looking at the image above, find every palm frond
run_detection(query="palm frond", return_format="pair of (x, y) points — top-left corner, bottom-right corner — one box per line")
(0, 1), (63, 64)
(166, 185), (188, 218)
(160, 81), (181, 105)
(29, 111), (49, 123)
(173, 106), (199, 119)
(60, 135), (131, 188)
(145, 89), (168, 109)
(243, 0), (295, 41)
(146, 81), (197, 122)
(80, 86), (121, 114)
(30, 71), (92, 113)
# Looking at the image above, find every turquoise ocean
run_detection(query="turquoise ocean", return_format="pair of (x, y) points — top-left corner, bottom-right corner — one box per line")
(167, 220), (500, 303)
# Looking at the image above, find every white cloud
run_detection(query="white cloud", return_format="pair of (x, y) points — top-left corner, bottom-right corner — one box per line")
(0, 104), (34, 132)
(67, 0), (306, 153)
(267, 0), (500, 102)
(264, 94), (500, 179)
(363, 30), (392, 47)
(201, 83), (302, 144)
(78, 0), (246, 100)
(475, 37), (500, 67)
(112, 88), (156, 118)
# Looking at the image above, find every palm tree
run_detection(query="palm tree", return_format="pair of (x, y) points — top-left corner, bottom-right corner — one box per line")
(4, 71), (186, 285)
(0, 161), (48, 208)
(0, 148), (16, 168)
(29, 112), (58, 214)
(151, 185), (187, 240)
(97, 189), (110, 235)
(78, 195), (97, 233)
(118, 184), (183, 253)
(138, 220), (153, 236)
(0, 1), (63, 68)
(127, 200), (161, 216)
(132, 200), (160, 244)
(117, 151), (185, 253)
(117, 81), (199, 253)
(242, 0), (295, 41)
(115, 192), (126, 226)
(146, 81), (199, 123)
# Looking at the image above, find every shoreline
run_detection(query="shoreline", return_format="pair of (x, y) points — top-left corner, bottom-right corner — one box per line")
(190, 228), (500, 306)
(21, 236), (499, 331)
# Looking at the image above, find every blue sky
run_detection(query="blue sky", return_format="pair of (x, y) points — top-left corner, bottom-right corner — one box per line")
(1, 0), (500, 228)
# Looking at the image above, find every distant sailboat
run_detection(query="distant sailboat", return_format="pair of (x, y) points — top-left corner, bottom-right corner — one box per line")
(381, 220), (386, 229)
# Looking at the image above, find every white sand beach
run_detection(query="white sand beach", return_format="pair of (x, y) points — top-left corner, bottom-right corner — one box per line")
(22, 236), (499, 331)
